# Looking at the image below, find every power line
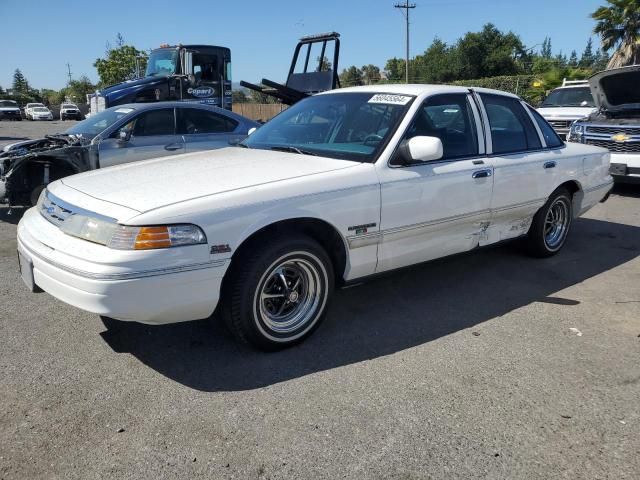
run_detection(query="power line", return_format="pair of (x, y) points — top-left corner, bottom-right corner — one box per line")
(394, 1), (416, 84)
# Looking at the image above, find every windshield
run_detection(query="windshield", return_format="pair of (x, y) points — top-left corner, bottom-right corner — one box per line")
(145, 48), (178, 76)
(541, 87), (595, 107)
(28, 103), (44, 108)
(0, 101), (18, 108)
(34, 107), (49, 112)
(242, 92), (414, 162)
(64, 107), (135, 138)
(62, 104), (77, 109)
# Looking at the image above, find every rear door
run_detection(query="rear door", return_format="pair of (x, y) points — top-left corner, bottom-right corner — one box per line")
(98, 107), (184, 168)
(476, 92), (560, 243)
(177, 107), (244, 152)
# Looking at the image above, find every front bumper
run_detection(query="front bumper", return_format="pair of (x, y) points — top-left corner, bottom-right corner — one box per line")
(609, 153), (640, 184)
(17, 208), (228, 324)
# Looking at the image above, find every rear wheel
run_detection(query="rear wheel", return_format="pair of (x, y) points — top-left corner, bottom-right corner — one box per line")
(221, 234), (334, 350)
(525, 187), (573, 257)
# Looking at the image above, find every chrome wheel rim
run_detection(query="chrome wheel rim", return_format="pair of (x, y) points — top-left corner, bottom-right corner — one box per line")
(256, 256), (324, 336)
(544, 198), (570, 250)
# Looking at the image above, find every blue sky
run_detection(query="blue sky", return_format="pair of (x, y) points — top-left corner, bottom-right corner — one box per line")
(0, 0), (606, 90)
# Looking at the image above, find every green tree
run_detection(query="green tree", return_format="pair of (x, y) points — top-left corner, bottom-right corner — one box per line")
(12, 69), (30, 93)
(412, 38), (460, 83)
(94, 36), (148, 87)
(339, 66), (363, 86)
(541, 37), (553, 59)
(361, 64), (381, 84)
(384, 58), (405, 82)
(592, 0), (640, 68)
(232, 90), (249, 103)
(61, 75), (95, 104)
(568, 50), (579, 67)
(456, 24), (525, 79)
(316, 56), (332, 72)
(579, 38), (596, 67)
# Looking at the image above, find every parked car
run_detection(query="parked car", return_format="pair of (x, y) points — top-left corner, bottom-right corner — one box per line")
(1, 102), (259, 206)
(567, 65), (640, 184)
(29, 106), (54, 121)
(536, 80), (597, 139)
(24, 103), (46, 120)
(0, 100), (22, 121)
(16, 85), (612, 349)
(59, 103), (82, 120)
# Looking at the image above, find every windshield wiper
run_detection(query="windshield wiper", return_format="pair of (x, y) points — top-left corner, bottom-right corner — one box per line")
(270, 145), (317, 156)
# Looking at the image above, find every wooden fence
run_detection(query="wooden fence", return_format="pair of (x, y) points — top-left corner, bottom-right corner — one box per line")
(232, 103), (288, 122)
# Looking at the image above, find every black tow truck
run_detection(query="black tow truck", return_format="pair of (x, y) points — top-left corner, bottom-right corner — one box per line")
(89, 44), (232, 114)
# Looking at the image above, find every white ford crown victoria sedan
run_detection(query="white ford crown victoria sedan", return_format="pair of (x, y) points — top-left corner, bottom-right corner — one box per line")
(17, 85), (613, 349)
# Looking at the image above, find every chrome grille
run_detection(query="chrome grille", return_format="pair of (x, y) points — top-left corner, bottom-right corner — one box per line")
(40, 192), (77, 225)
(586, 125), (640, 135)
(548, 120), (572, 129)
(585, 139), (640, 153)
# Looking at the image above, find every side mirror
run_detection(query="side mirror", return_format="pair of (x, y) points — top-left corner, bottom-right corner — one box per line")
(397, 136), (443, 164)
(118, 129), (132, 143)
(248, 127), (257, 136)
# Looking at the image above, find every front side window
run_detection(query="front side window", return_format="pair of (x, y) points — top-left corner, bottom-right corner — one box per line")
(527, 106), (564, 148)
(243, 92), (413, 162)
(403, 94), (479, 160)
(177, 108), (237, 134)
(131, 109), (175, 137)
(481, 94), (541, 154)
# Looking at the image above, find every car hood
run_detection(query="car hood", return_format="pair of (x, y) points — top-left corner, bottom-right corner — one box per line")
(589, 65), (640, 112)
(60, 147), (360, 213)
(537, 106), (596, 118)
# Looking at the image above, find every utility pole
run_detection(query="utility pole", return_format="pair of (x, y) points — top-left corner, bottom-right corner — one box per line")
(394, 1), (416, 84)
(66, 63), (72, 85)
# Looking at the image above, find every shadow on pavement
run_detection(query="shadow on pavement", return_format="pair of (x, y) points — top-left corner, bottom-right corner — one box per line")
(612, 183), (640, 198)
(0, 206), (26, 225)
(98, 217), (637, 391)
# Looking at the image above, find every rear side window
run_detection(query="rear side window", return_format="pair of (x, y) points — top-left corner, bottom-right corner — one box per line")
(132, 108), (175, 136)
(177, 108), (238, 134)
(481, 94), (541, 154)
(527, 106), (564, 148)
(404, 93), (479, 160)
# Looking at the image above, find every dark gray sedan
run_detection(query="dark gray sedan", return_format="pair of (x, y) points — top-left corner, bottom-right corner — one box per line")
(1, 102), (260, 206)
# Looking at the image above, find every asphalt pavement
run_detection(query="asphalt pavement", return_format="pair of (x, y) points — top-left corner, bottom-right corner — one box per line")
(0, 121), (639, 478)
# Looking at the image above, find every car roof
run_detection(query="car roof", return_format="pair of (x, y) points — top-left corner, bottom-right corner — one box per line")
(322, 83), (521, 99)
(110, 102), (260, 125)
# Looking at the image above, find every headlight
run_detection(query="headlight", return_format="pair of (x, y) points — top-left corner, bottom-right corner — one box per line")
(38, 192), (206, 250)
(567, 122), (585, 143)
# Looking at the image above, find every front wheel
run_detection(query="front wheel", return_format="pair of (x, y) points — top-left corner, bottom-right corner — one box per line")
(221, 234), (334, 350)
(525, 187), (573, 257)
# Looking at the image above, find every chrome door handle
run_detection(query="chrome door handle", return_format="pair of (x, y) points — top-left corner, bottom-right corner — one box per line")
(544, 161), (557, 169)
(472, 169), (492, 179)
(164, 143), (184, 151)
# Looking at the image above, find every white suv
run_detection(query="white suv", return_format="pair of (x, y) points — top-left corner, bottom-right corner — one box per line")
(537, 80), (597, 139)
(59, 103), (82, 120)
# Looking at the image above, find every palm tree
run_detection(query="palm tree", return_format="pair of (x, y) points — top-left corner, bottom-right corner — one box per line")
(592, 0), (640, 69)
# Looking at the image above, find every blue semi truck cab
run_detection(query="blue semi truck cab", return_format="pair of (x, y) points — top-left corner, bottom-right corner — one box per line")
(89, 44), (232, 114)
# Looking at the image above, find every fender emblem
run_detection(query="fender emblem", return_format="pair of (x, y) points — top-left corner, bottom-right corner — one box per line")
(210, 244), (232, 254)
(348, 223), (377, 235)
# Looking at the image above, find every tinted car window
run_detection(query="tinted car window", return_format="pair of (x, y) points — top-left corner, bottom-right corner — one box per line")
(404, 93), (478, 160)
(132, 109), (175, 136)
(481, 94), (541, 154)
(527, 106), (564, 148)
(177, 108), (238, 134)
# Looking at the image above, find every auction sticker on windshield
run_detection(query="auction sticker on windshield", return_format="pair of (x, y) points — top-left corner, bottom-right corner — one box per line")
(368, 94), (412, 105)
(114, 108), (134, 114)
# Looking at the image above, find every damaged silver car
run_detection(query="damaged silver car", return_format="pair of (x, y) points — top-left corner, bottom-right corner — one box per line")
(0, 102), (259, 208)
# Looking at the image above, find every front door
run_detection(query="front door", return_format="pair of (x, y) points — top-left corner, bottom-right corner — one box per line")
(376, 93), (493, 272)
(98, 107), (184, 168)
